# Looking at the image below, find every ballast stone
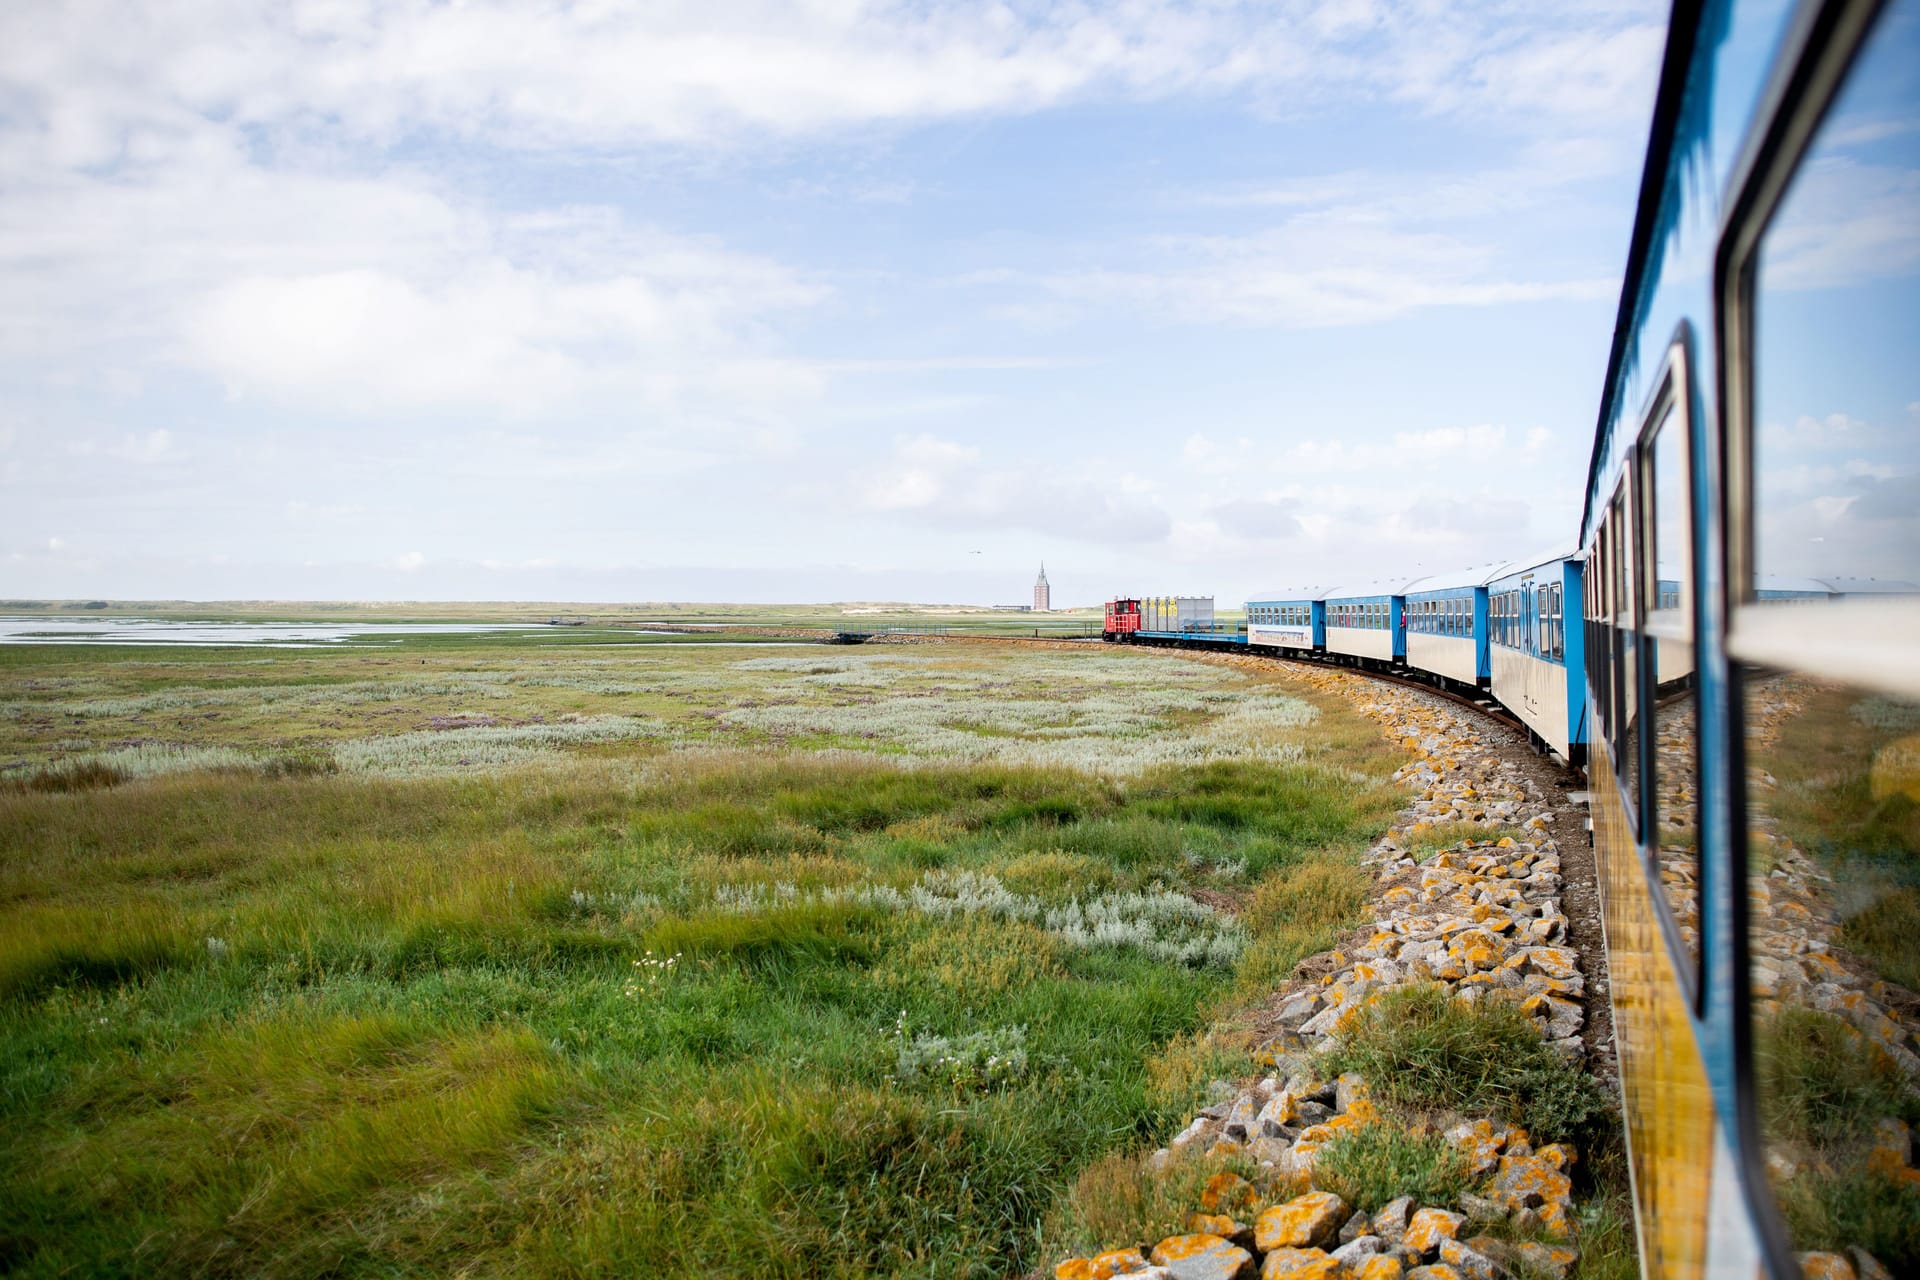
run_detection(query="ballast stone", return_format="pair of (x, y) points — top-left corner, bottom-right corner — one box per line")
(1258, 1247), (1341, 1280)
(1055, 1247), (1153, 1279)
(1148, 1233), (1255, 1280)
(1403, 1208), (1467, 1258)
(1252, 1191), (1350, 1252)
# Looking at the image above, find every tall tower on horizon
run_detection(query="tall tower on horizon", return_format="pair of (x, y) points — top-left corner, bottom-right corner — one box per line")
(1033, 563), (1050, 612)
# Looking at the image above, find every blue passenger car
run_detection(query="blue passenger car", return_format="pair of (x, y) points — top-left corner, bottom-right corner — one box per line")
(1485, 551), (1584, 763)
(1577, 2), (1920, 1273)
(1403, 564), (1505, 687)
(1244, 590), (1326, 652)
(1322, 577), (1421, 663)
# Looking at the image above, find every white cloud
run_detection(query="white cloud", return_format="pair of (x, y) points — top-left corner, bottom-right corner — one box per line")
(1048, 218), (1614, 328)
(859, 433), (1170, 542)
(0, 2), (1666, 157)
(392, 550), (425, 572)
(0, 132), (826, 419)
(106, 428), (173, 463)
(1184, 423), (1549, 479)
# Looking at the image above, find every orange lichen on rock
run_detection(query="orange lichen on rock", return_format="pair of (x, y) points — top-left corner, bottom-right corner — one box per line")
(1796, 1253), (1856, 1280)
(1055, 1247), (1149, 1280)
(1252, 1190), (1351, 1252)
(1487, 1152), (1573, 1217)
(1259, 1246), (1342, 1279)
(1403, 1207), (1466, 1256)
(1188, 1212), (1247, 1242)
(1351, 1257), (1406, 1280)
(1148, 1233), (1254, 1279)
(1510, 1241), (1580, 1280)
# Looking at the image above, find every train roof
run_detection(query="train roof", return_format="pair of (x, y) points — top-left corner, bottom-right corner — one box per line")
(1323, 574), (1431, 600)
(1405, 561), (1516, 593)
(1487, 547), (1583, 584)
(1246, 585), (1333, 602)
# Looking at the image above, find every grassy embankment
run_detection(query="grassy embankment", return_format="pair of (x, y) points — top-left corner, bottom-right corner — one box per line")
(0, 637), (1397, 1277)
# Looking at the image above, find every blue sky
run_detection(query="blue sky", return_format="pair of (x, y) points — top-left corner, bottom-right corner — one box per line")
(1, 0), (1674, 607)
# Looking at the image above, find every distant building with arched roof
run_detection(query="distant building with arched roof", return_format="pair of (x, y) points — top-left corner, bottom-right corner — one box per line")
(1033, 564), (1050, 612)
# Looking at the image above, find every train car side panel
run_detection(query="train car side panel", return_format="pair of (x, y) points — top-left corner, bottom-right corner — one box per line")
(1406, 633), (1478, 684)
(1325, 625), (1393, 661)
(1592, 745), (1715, 1280)
(1490, 648), (1572, 759)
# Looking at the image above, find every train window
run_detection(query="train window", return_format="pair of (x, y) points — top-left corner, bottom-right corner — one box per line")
(1590, 548), (1610, 735)
(1642, 377), (1700, 981)
(1608, 486), (1641, 831)
(1646, 409), (1691, 627)
(1727, 0), (1920, 1263)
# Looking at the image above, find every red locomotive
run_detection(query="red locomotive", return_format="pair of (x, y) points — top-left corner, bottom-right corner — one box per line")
(1102, 598), (1142, 639)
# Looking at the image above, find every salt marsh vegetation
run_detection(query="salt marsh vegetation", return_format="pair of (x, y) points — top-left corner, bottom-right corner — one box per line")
(0, 635), (1406, 1276)
(4, 643), (1327, 784)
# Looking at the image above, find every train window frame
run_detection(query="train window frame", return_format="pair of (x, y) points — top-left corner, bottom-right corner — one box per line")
(1606, 476), (1640, 840)
(1635, 332), (1704, 1008)
(1714, 3), (1914, 1276)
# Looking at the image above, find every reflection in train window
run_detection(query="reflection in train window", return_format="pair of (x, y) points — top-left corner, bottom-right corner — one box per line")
(1644, 407), (1698, 974)
(1740, 3), (1920, 1268)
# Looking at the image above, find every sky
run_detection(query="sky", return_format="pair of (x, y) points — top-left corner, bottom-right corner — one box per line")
(0, 0), (1676, 608)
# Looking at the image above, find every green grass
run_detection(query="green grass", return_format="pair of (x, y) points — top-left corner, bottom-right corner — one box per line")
(1312, 1123), (1472, 1213)
(1039, 1146), (1272, 1261)
(1757, 1006), (1920, 1146)
(0, 638), (1405, 1277)
(1319, 985), (1607, 1145)
(1777, 1168), (1920, 1272)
